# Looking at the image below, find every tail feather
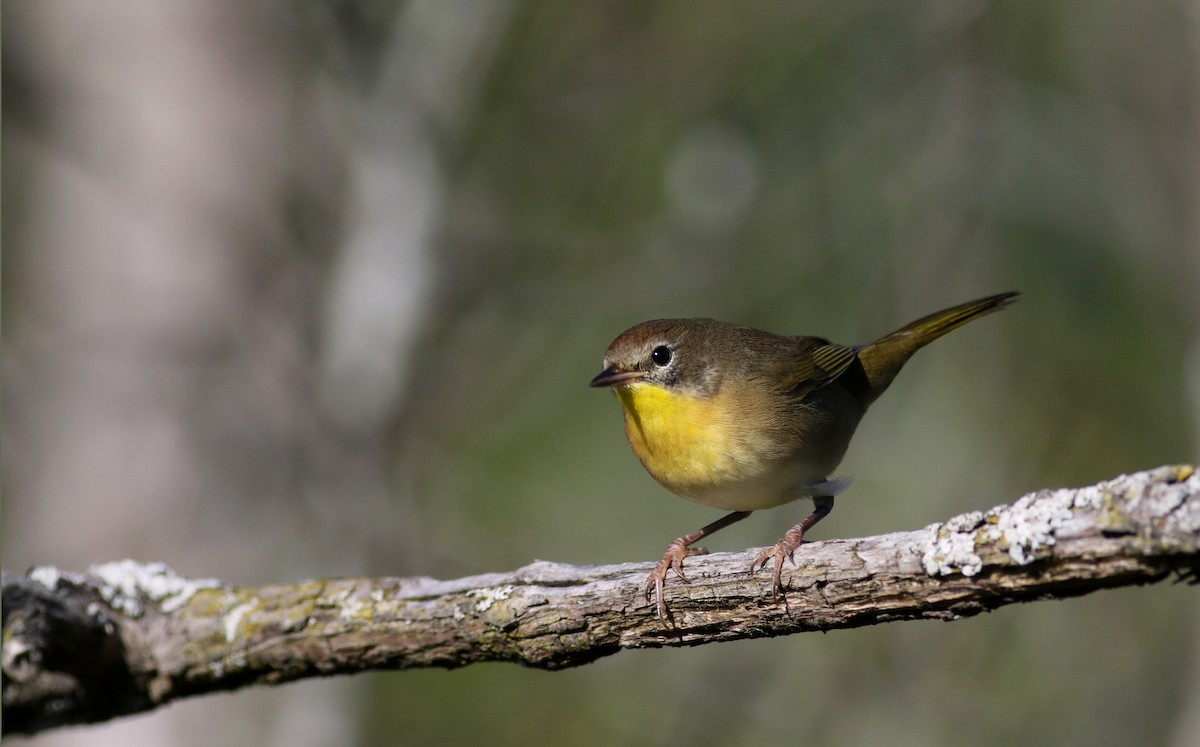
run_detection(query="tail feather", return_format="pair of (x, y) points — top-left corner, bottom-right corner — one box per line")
(856, 291), (1018, 401)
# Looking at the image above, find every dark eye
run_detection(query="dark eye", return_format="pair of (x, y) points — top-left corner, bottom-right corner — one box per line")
(651, 345), (672, 367)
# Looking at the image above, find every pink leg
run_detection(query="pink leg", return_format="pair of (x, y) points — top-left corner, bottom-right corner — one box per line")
(751, 496), (835, 597)
(646, 510), (751, 623)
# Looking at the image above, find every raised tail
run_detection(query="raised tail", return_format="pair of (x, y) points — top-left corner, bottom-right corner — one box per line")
(855, 291), (1018, 403)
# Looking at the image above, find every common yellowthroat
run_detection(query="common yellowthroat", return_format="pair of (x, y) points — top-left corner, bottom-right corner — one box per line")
(590, 291), (1018, 622)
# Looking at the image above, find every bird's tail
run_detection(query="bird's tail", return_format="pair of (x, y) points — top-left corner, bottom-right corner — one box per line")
(856, 291), (1018, 402)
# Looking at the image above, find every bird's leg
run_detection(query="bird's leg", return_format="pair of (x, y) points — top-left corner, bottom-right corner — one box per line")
(647, 510), (751, 623)
(751, 495), (835, 597)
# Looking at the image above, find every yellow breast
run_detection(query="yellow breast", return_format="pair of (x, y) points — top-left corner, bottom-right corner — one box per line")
(616, 382), (750, 495)
(614, 381), (843, 511)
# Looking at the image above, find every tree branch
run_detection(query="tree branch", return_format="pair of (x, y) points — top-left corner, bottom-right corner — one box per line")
(4, 465), (1198, 735)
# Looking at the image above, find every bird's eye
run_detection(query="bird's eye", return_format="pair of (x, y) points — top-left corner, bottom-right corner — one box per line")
(651, 346), (672, 367)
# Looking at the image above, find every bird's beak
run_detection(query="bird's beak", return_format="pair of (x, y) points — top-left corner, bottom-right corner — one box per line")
(589, 364), (646, 388)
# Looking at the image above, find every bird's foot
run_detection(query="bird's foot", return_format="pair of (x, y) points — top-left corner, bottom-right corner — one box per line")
(750, 525), (806, 598)
(644, 537), (709, 623)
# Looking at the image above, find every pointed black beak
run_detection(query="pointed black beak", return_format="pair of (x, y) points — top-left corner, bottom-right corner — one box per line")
(589, 364), (646, 388)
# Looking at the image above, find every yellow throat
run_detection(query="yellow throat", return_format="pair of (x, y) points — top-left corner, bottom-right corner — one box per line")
(615, 382), (745, 494)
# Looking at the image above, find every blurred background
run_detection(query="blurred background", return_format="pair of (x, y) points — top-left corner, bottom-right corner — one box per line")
(4, 1), (1200, 745)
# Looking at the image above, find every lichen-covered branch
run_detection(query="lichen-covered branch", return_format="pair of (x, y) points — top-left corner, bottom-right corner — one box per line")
(4, 465), (1199, 735)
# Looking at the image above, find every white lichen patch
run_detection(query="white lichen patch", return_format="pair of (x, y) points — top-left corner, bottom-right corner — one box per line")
(340, 596), (368, 620)
(920, 488), (1077, 576)
(1136, 467), (1199, 527)
(224, 601), (257, 642)
(981, 490), (1075, 564)
(920, 521), (985, 577)
(2, 636), (36, 683)
(1161, 468), (1200, 533)
(944, 510), (984, 533)
(29, 566), (65, 590)
(1070, 484), (1105, 510)
(466, 585), (514, 612)
(920, 465), (1200, 578)
(86, 560), (222, 617)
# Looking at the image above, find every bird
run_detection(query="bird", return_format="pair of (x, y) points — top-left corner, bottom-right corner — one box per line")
(590, 291), (1018, 622)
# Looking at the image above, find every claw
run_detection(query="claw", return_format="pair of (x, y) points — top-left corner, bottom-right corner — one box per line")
(750, 525), (807, 598)
(644, 540), (710, 622)
(640, 511), (753, 625)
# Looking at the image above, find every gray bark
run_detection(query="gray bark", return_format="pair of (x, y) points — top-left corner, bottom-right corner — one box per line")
(4, 465), (1198, 736)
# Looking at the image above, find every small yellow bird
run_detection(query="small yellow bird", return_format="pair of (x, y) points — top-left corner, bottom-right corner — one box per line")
(590, 292), (1018, 621)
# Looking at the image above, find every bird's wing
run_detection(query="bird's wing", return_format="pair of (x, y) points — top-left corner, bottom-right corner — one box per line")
(770, 337), (858, 398)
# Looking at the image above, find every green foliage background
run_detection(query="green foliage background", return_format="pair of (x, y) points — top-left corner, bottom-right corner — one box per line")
(4, 2), (1198, 745)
